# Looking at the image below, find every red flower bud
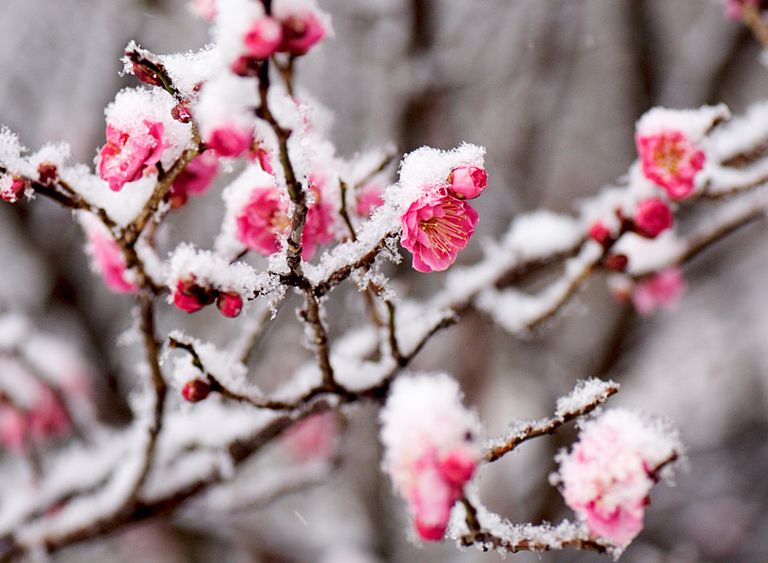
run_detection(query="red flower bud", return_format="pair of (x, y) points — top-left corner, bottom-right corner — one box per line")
(604, 253), (629, 272)
(216, 292), (244, 318)
(587, 221), (612, 246)
(634, 198), (673, 238)
(37, 162), (58, 185)
(171, 102), (192, 124)
(182, 379), (211, 402)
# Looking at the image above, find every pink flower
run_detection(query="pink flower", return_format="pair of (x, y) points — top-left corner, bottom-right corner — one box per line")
(632, 267), (687, 316)
(302, 179), (336, 260)
(636, 130), (705, 200)
(410, 459), (458, 541)
(277, 12), (326, 55)
(28, 388), (70, 441)
(99, 121), (167, 192)
(633, 198), (673, 238)
(169, 150), (219, 208)
(0, 406), (28, 454)
(0, 176), (27, 203)
(244, 17), (283, 59)
(448, 166), (487, 200)
(283, 412), (339, 463)
(588, 221), (612, 246)
(355, 183), (384, 217)
(250, 144), (274, 174)
(557, 409), (681, 546)
(85, 223), (137, 294)
(216, 291), (243, 318)
(236, 186), (287, 256)
(172, 277), (216, 314)
(401, 188), (479, 273)
(206, 125), (252, 158)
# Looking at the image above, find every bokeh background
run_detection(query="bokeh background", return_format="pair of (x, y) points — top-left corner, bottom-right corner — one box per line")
(2, 0), (768, 561)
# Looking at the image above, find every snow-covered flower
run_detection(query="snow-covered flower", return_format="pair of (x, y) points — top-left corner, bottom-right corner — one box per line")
(380, 373), (481, 542)
(0, 175), (27, 203)
(172, 276), (215, 314)
(636, 130), (705, 200)
(82, 215), (137, 294)
(355, 182), (384, 217)
(632, 267), (687, 316)
(244, 17), (283, 59)
(554, 409), (681, 546)
(633, 198), (673, 239)
(169, 150), (219, 208)
(401, 187), (479, 273)
(273, 0), (330, 55)
(98, 121), (167, 192)
(196, 75), (256, 158)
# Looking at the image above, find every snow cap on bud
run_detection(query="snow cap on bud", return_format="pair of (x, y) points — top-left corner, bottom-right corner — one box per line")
(380, 373), (481, 542)
(448, 166), (487, 200)
(633, 198), (673, 238)
(216, 291), (243, 318)
(182, 379), (211, 402)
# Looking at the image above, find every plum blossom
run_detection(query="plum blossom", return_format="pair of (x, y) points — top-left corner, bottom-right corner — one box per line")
(196, 75), (256, 158)
(636, 130), (705, 200)
(283, 412), (339, 463)
(355, 183), (384, 217)
(633, 198), (673, 238)
(448, 166), (487, 200)
(401, 187), (479, 273)
(380, 373), (481, 542)
(632, 267), (687, 316)
(82, 216), (137, 294)
(169, 150), (219, 208)
(172, 277), (216, 314)
(587, 221), (613, 246)
(0, 175), (27, 203)
(273, 0), (330, 55)
(216, 292), (244, 318)
(243, 17), (283, 59)
(98, 121), (167, 192)
(554, 409), (681, 546)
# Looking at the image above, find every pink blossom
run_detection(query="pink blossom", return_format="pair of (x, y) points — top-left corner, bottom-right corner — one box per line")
(236, 186), (287, 256)
(206, 125), (252, 158)
(0, 176), (27, 203)
(636, 130), (705, 200)
(191, 0), (216, 21)
(85, 223), (137, 294)
(172, 277), (215, 314)
(283, 412), (339, 463)
(401, 188), (479, 273)
(557, 409), (680, 546)
(633, 198), (673, 238)
(587, 221), (612, 246)
(277, 12), (326, 55)
(99, 121), (167, 192)
(355, 183), (384, 217)
(244, 17), (283, 59)
(28, 388), (70, 441)
(169, 150), (219, 208)
(216, 292), (243, 318)
(0, 406), (28, 454)
(410, 458), (457, 541)
(302, 180), (336, 260)
(632, 267), (687, 316)
(448, 166), (487, 200)
(250, 144), (274, 174)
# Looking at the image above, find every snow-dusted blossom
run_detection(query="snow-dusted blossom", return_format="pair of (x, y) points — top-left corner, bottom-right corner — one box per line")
(633, 198), (673, 239)
(82, 216), (137, 294)
(554, 409), (681, 546)
(196, 75), (256, 158)
(448, 165), (487, 200)
(632, 267), (687, 316)
(283, 412), (339, 463)
(169, 150), (219, 208)
(0, 175), (27, 203)
(243, 17), (283, 59)
(587, 221), (613, 246)
(355, 182), (384, 217)
(401, 187), (479, 273)
(636, 130), (705, 200)
(380, 373), (481, 542)
(172, 276), (216, 314)
(99, 121), (166, 192)
(273, 0), (330, 55)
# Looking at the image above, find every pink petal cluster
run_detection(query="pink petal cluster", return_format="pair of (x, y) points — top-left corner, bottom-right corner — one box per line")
(274, 2), (328, 55)
(171, 276), (245, 318)
(85, 222), (137, 294)
(0, 176), (27, 203)
(169, 150), (219, 208)
(401, 187), (479, 273)
(636, 130), (705, 200)
(235, 178), (334, 260)
(207, 124), (253, 158)
(633, 198), (673, 238)
(354, 183), (384, 217)
(448, 165), (487, 200)
(631, 267), (687, 316)
(587, 221), (613, 246)
(556, 409), (679, 546)
(380, 374), (481, 542)
(99, 120), (167, 192)
(283, 412), (339, 463)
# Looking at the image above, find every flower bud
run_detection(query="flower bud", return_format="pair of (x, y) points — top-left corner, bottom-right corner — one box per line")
(171, 102), (192, 124)
(448, 166), (487, 200)
(244, 17), (283, 59)
(604, 253), (629, 272)
(37, 162), (58, 185)
(173, 277), (216, 313)
(216, 291), (244, 318)
(278, 13), (326, 55)
(633, 198), (673, 238)
(1, 177), (27, 203)
(587, 221), (612, 246)
(182, 379), (211, 402)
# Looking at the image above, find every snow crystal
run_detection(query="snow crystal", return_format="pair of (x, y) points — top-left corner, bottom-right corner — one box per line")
(160, 45), (223, 99)
(707, 100), (768, 162)
(555, 378), (619, 417)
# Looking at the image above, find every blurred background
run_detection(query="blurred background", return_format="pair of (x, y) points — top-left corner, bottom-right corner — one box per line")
(2, 0), (768, 561)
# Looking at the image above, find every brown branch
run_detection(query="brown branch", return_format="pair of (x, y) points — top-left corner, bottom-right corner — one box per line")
(742, 4), (768, 49)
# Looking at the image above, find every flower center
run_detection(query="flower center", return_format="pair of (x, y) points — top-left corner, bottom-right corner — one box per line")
(652, 136), (686, 174)
(419, 199), (468, 254)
